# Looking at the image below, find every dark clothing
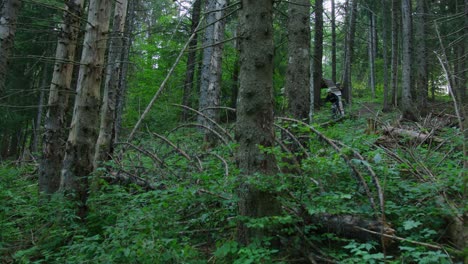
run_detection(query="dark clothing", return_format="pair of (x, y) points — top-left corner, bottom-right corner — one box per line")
(325, 92), (339, 104)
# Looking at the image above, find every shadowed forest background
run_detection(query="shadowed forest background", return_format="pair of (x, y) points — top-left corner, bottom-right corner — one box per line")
(0, 0), (467, 263)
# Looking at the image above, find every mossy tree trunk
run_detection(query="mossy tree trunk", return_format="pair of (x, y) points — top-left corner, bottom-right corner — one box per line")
(414, 0), (428, 115)
(0, 0), (21, 96)
(236, 0), (281, 245)
(401, 0), (417, 120)
(390, 0), (399, 107)
(286, 0), (310, 119)
(312, 0), (322, 110)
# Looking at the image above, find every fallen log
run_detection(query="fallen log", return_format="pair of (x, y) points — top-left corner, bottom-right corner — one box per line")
(382, 126), (443, 143)
(308, 213), (395, 246)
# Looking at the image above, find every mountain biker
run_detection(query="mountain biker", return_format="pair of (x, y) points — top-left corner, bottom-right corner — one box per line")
(325, 88), (342, 118)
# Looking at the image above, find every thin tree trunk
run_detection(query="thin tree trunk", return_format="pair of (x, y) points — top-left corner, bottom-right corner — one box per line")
(342, 0), (358, 104)
(39, 0), (84, 195)
(198, 0), (227, 145)
(331, 0), (337, 83)
(382, 0), (391, 112)
(236, 0), (280, 245)
(114, 0), (136, 145)
(0, 0), (21, 95)
(60, 0), (112, 218)
(401, 0), (417, 120)
(181, 0), (202, 121)
(32, 64), (49, 154)
(286, 0), (310, 119)
(95, 0), (129, 167)
(229, 54), (239, 122)
(390, 0), (399, 107)
(312, 0), (323, 110)
(414, 0), (428, 115)
(368, 10), (376, 98)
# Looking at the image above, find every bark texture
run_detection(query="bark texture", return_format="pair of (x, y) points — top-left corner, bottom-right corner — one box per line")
(114, 0), (136, 145)
(236, 0), (281, 245)
(198, 0), (227, 144)
(368, 10), (376, 98)
(0, 0), (21, 95)
(331, 0), (337, 83)
(401, 0), (417, 120)
(390, 0), (399, 107)
(382, 0), (391, 111)
(342, 0), (358, 104)
(312, 0), (323, 110)
(39, 0), (84, 194)
(181, 0), (202, 121)
(94, 0), (129, 167)
(286, 0), (310, 119)
(414, 0), (428, 115)
(60, 0), (112, 217)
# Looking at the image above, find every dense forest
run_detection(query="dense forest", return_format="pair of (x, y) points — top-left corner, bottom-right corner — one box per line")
(0, 0), (467, 262)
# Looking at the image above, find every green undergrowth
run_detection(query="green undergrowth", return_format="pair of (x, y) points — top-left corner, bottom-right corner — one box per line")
(1, 103), (465, 263)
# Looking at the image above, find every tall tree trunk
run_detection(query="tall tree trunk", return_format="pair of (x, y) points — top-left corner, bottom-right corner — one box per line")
(331, 0), (337, 83)
(382, 0), (391, 111)
(236, 0), (280, 245)
(401, 0), (417, 120)
(181, 0), (202, 121)
(286, 0), (310, 119)
(39, 0), (84, 195)
(414, 0), (428, 115)
(390, 0), (399, 107)
(94, 0), (129, 167)
(32, 64), (49, 154)
(198, 0), (227, 145)
(342, 0), (358, 104)
(229, 53), (239, 122)
(60, 0), (112, 218)
(312, 0), (323, 110)
(114, 0), (136, 145)
(368, 10), (376, 98)
(0, 0), (21, 96)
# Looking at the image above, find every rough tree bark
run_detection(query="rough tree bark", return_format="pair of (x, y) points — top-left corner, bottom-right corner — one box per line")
(236, 0), (281, 245)
(368, 10), (376, 99)
(198, 0), (227, 144)
(312, 0), (323, 110)
(286, 0), (310, 119)
(60, 0), (112, 218)
(32, 64), (49, 154)
(390, 0), (399, 107)
(94, 0), (129, 167)
(38, 0), (84, 195)
(401, 0), (417, 120)
(114, 0), (136, 145)
(342, 0), (358, 104)
(331, 0), (337, 83)
(382, 0), (391, 112)
(414, 0), (428, 115)
(181, 0), (202, 121)
(0, 0), (21, 95)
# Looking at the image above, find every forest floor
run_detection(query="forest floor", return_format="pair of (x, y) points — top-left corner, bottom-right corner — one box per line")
(0, 98), (466, 263)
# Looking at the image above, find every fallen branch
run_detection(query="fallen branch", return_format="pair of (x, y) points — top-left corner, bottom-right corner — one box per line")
(173, 104), (234, 141)
(168, 123), (230, 147)
(382, 126), (443, 143)
(151, 132), (192, 162)
(125, 16), (205, 143)
(277, 117), (379, 216)
(354, 226), (445, 251)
